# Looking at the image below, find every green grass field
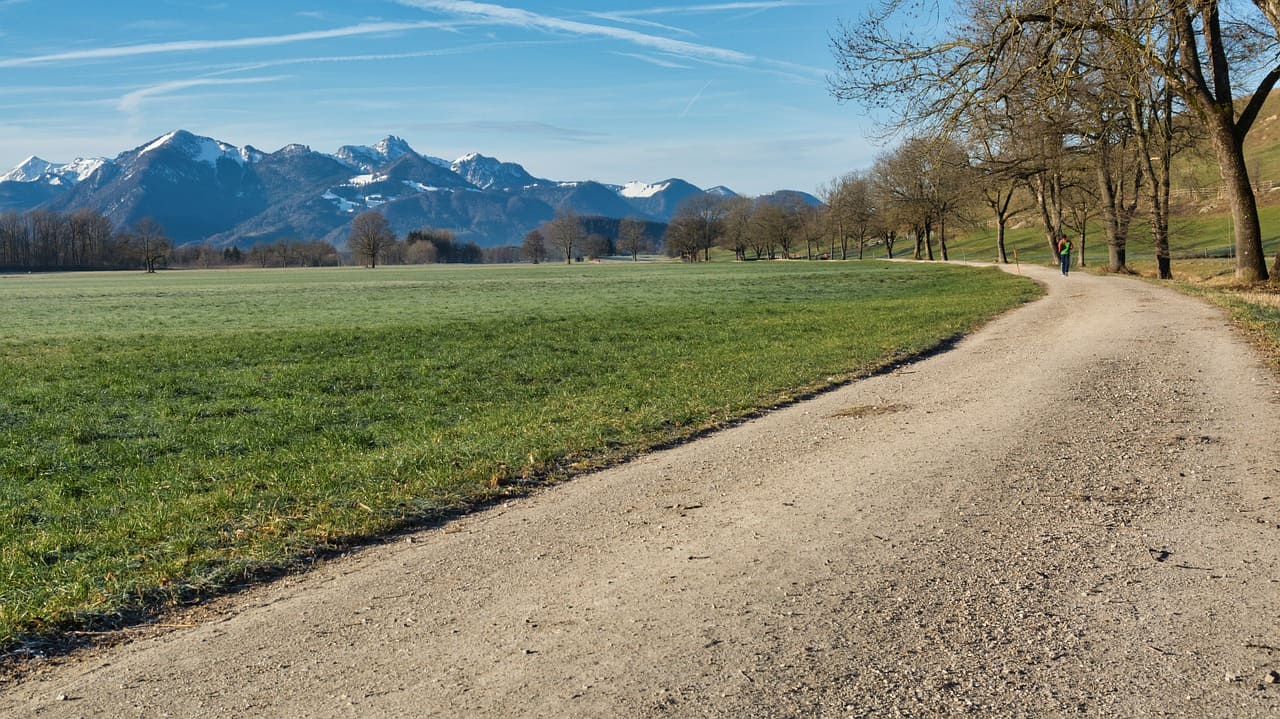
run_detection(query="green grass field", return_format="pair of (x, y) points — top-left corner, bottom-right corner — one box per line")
(0, 261), (1040, 650)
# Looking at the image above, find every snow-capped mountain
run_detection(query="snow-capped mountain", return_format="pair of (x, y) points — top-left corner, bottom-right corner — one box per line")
(450, 152), (546, 191)
(1, 130), (817, 247)
(43, 130), (267, 242)
(332, 135), (448, 172)
(0, 156), (56, 183)
(137, 130), (262, 167)
(617, 178), (704, 219)
(0, 155), (109, 186)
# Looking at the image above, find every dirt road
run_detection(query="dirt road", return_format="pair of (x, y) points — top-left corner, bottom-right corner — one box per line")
(4, 263), (1279, 717)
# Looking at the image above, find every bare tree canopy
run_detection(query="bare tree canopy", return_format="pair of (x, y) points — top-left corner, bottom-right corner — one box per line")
(544, 210), (585, 264)
(522, 229), (548, 264)
(349, 211), (396, 268)
(671, 194), (727, 262)
(129, 217), (171, 274)
(830, 0), (1280, 282)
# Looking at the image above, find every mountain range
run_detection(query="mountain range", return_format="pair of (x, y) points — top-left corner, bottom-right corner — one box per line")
(0, 130), (819, 248)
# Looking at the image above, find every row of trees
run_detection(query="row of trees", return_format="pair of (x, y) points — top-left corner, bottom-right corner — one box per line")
(520, 213), (657, 264)
(515, 183), (960, 268)
(0, 207), (516, 272)
(830, 0), (1280, 282)
(0, 208), (171, 272)
(347, 211), (511, 267)
(664, 195), (826, 262)
(170, 238), (344, 268)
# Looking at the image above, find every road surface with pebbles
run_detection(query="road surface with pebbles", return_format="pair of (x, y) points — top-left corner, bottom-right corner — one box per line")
(3, 262), (1279, 717)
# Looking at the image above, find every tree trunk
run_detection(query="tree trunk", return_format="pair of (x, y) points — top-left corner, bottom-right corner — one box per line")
(996, 220), (1008, 264)
(1032, 172), (1064, 260)
(1207, 122), (1268, 282)
(1175, 3), (1269, 282)
(1096, 157), (1137, 274)
(1108, 243), (1126, 272)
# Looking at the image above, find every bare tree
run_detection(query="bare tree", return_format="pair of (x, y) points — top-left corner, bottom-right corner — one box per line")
(795, 203), (826, 261)
(924, 136), (979, 262)
(544, 210), (585, 264)
(348, 211), (396, 268)
(664, 215), (702, 261)
(750, 203), (788, 260)
(822, 173), (878, 260)
(830, 0), (1279, 281)
(522, 229), (547, 264)
(584, 233), (612, 259)
(672, 194), (726, 262)
(0, 211), (29, 267)
(128, 217), (170, 273)
(274, 237), (298, 267)
(718, 198), (754, 261)
(617, 217), (649, 261)
(1063, 180), (1100, 269)
(870, 137), (950, 260)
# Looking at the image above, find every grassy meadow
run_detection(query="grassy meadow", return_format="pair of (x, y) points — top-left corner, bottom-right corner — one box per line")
(0, 261), (1039, 650)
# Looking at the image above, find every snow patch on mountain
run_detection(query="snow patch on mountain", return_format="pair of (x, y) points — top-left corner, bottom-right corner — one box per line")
(403, 180), (447, 193)
(322, 190), (360, 213)
(61, 157), (107, 182)
(345, 173), (385, 187)
(620, 181), (671, 199)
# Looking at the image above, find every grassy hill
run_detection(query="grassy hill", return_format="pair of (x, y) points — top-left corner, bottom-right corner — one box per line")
(942, 92), (1280, 275)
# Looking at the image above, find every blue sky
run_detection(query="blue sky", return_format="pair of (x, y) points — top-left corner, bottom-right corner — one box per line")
(0, 0), (881, 196)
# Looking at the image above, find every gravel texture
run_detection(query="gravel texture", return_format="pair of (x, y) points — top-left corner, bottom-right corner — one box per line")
(2, 263), (1278, 718)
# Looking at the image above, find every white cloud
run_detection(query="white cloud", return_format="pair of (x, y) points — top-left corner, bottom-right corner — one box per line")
(199, 40), (552, 76)
(612, 52), (692, 70)
(581, 12), (694, 37)
(0, 21), (449, 68)
(603, 2), (806, 18)
(116, 76), (286, 114)
(394, 0), (754, 65)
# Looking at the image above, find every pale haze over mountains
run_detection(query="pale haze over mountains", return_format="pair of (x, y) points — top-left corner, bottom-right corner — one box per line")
(0, 130), (819, 248)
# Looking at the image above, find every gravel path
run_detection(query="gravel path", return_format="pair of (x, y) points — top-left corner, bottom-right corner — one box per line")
(3, 263), (1279, 717)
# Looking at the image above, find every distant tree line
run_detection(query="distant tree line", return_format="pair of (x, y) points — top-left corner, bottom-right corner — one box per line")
(171, 238), (344, 269)
(0, 205), (535, 272)
(0, 208), (168, 272)
(7, 196), (976, 274)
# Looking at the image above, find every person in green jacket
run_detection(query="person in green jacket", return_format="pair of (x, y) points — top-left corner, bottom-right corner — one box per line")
(1057, 234), (1073, 276)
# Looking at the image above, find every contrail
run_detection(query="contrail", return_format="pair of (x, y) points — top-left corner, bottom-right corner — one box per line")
(681, 79), (714, 117)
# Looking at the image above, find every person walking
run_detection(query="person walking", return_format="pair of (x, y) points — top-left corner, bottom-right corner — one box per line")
(1057, 233), (1073, 276)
